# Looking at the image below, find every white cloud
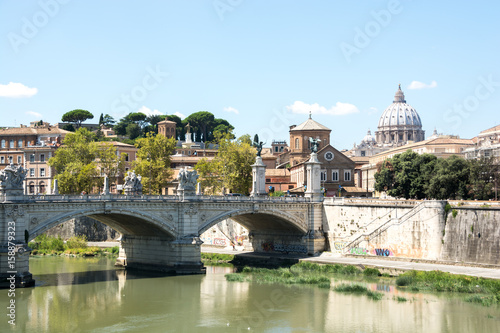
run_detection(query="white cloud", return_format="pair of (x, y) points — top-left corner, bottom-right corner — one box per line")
(407, 80), (437, 90)
(174, 111), (186, 119)
(368, 107), (378, 115)
(26, 111), (43, 118)
(0, 82), (38, 98)
(223, 106), (239, 114)
(286, 101), (359, 116)
(137, 106), (163, 116)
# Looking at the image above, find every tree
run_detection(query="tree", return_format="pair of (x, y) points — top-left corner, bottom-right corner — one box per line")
(426, 155), (470, 200)
(61, 109), (94, 129)
(182, 111), (234, 142)
(374, 150), (437, 199)
(48, 128), (124, 194)
(467, 157), (497, 200)
(132, 132), (177, 194)
(195, 132), (255, 195)
(99, 113), (116, 128)
(114, 112), (148, 138)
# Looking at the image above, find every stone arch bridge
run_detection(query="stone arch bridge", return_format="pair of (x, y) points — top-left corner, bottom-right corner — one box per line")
(1, 194), (325, 286)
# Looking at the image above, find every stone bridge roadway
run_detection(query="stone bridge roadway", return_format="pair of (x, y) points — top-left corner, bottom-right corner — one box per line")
(1, 194), (325, 286)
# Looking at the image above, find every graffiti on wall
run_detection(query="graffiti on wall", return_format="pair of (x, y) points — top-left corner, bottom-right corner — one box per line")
(350, 247), (369, 255)
(367, 242), (427, 259)
(200, 236), (227, 247)
(261, 242), (307, 254)
(333, 241), (347, 253)
(372, 248), (393, 257)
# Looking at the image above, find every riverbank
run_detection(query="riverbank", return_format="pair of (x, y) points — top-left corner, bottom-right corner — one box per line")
(201, 246), (500, 280)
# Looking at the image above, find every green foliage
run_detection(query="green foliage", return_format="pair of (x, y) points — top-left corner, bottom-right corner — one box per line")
(363, 268), (381, 277)
(465, 294), (497, 307)
(48, 128), (124, 194)
(374, 151), (495, 200)
(225, 273), (247, 282)
(182, 111), (234, 142)
(333, 283), (384, 300)
(66, 235), (88, 249)
(445, 203), (452, 214)
(396, 296), (408, 302)
(452, 209), (458, 218)
(61, 109), (94, 128)
(108, 246), (119, 254)
(269, 190), (285, 197)
(133, 132), (177, 194)
(396, 275), (414, 286)
(201, 253), (234, 264)
(29, 234), (65, 252)
(196, 132), (255, 195)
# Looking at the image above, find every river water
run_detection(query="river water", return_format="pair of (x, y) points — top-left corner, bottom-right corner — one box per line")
(1, 256), (499, 333)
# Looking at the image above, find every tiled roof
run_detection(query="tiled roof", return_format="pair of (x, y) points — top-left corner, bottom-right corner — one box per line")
(291, 117), (330, 131)
(0, 127), (70, 136)
(479, 124), (500, 135)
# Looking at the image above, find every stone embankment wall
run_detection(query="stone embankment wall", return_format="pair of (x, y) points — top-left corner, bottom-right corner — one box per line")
(440, 206), (500, 265)
(323, 199), (446, 260)
(323, 198), (500, 265)
(44, 216), (118, 241)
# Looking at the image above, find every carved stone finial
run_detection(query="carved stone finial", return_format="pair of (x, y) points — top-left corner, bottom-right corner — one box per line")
(123, 171), (143, 195)
(177, 167), (198, 192)
(0, 164), (27, 196)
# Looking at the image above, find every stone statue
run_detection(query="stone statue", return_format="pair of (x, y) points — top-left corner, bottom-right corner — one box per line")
(309, 137), (321, 153)
(0, 164), (27, 195)
(123, 171), (143, 195)
(177, 167), (199, 192)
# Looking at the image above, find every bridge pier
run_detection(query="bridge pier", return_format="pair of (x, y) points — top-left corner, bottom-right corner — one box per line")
(116, 235), (205, 274)
(0, 204), (35, 288)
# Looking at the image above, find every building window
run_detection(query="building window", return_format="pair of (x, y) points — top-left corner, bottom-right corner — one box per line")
(29, 182), (35, 194)
(295, 138), (299, 149)
(18, 139), (23, 148)
(344, 170), (351, 181)
(332, 170), (339, 182)
(320, 170), (327, 182)
(8, 156), (13, 164)
(124, 153), (129, 162)
(17, 156), (21, 164)
(361, 151), (366, 157)
(30, 168), (35, 177)
(0, 156), (4, 164)
(40, 154), (45, 162)
(1, 139), (5, 148)
(40, 168), (45, 177)
(39, 182), (46, 194)
(9, 140), (14, 148)
(30, 154), (35, 163)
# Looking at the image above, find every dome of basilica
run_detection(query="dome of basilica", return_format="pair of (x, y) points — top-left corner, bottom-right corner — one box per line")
(377, 85), (422, 129)
(375, 85), (425, 145)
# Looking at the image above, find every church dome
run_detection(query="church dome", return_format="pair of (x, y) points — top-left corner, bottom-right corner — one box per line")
(362, 129), (376, 144)
(377, 85), (422, 129)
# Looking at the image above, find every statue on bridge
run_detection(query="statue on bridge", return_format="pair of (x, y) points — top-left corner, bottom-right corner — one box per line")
(309, 137), (321, 153)
(0, 163), (27, 196)
(177, 167), (198, 192)
(123, 171), (143, 196)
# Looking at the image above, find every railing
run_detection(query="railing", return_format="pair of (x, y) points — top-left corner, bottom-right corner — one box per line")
(342, 201), (429, 252)
(0, 193), (312, 204)
(324, 197), (421, 207)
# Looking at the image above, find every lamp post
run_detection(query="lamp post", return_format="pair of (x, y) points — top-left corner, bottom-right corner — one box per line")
(490, 175), (498, 201)
(147, 153), (151, 195)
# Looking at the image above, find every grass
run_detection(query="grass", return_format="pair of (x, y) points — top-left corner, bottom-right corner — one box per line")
(29, 234), (115, 257)
(201, 253), (235, 266)
(333, 283), (383, 300)
(395, 270), (500, 306)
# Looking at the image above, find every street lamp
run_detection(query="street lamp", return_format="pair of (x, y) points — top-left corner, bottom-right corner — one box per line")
(147, 153), (151, 195)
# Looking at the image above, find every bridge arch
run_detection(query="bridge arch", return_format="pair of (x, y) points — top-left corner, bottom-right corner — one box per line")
(199, 208), (308, 236)
(29, 207), (177, 241)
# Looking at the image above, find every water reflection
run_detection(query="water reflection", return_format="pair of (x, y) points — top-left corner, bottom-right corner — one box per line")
(1, 257), (498, 333)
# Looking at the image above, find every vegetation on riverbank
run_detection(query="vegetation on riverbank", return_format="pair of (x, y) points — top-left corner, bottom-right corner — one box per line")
(334, 283), (384, 300)
(396, 270), (500, 306)
(201, 253), (235, 265)
(28, 235), (118, 257)
(225, 262), (384, 293)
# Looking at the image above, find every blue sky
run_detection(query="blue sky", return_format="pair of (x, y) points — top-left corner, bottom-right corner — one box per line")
(1, 0), (499, 149)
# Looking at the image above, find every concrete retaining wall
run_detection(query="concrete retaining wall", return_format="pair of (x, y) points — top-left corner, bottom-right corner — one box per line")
(440, 207), (500, 265)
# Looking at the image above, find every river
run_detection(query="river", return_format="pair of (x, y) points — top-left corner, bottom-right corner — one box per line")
(1, 256), (499, 332)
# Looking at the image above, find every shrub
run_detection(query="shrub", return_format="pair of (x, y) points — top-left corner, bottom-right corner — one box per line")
(452, 209), (458, 218)
(363, 268), (381, 277)
(66, 235), (88, 249)
(225, 273), (246, 282)
(396, 275), (414, 286)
